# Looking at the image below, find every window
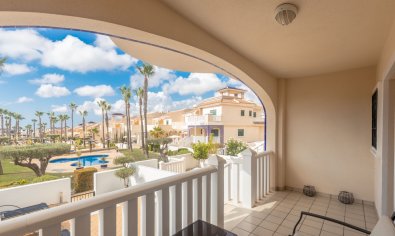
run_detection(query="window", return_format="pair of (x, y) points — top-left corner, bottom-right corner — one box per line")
(253, 112), (256, 117)
(209, 109), (217, 115)
(241, 110), (245, 116)
(237, 129), (244, 137)
(249, 110), (252, 116)
(372, 90), (378, 149)
(210, 129), (219, 137)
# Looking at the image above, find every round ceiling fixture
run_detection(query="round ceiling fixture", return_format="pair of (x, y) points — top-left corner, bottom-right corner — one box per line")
(275, 3), (298, 26)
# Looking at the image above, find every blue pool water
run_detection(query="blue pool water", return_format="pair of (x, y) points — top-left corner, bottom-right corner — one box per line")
(50, 155), (109, 167)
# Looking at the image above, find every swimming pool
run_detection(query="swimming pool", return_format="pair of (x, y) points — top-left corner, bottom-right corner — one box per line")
(49, 155), (109, 167)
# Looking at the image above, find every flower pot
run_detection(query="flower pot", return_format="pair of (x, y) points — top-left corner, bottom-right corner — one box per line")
(100, 164), (108, 168)
(76, 166), (84, 170)
(338, 191), (354, 204)
(303, 185), (316, 197)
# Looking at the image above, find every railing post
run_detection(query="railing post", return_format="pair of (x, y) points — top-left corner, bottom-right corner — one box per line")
(238, 148), (257, 208)
(207, 154), (225, 227)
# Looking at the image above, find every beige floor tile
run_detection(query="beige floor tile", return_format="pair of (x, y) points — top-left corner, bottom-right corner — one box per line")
(266, 215), (284, 224)
(275, 225), (293, 236)
(303, 219), (323, 229)
(320, 230), (342, 236)
(299, 224), (321, 235)
(244, 215), (263, 225)
(260, 220), (280, 231)
(344, 228), (368, 236)
(252, 226), (274, 236)
(344, 218), (365, 228)
(237, 221), (258, 233)
(231, 227), (250, 236)
(270, 210), (288, 219)
(345, 212), (364, 221)
(281, 219), (298, 229)
(322, 222), (343, 235)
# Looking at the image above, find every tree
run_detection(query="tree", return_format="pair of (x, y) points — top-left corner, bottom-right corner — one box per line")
(69, 102), (78, 139)
(0, 108), (5, 136)
(225, 139), (247, 156)
(120, 85), (132, 151)
(79, 110), (88, 148)
(90, 127), (99, 140)
(97, 100), (107, 148)
(149, 126), (166, 139)
(13, 113), (24, 141)
(105, 102), (112, 148)
(47, 112), (55, 135)
(25, 124), (32, 138)
(58, 114), (65, 141)
(63, 114), (70, 141)
(147, 137), (172, 162)
(0, 143), (71, 176)
(32, 119), (37, 139)
(115, 166), (136, 188)
(135, 87), (145, 150)
(35, 111), (44, 142)
(137, 63), (155, 157)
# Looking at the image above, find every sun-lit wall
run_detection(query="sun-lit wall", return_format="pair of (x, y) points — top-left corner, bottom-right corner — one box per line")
(285, 66), (376, 201)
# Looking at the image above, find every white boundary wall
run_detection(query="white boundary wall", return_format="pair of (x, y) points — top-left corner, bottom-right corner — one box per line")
(0, 178), (71, 211)
(94, 160), (175, 195)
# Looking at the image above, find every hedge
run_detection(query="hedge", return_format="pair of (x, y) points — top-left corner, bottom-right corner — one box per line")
(73, 167), (97, 193)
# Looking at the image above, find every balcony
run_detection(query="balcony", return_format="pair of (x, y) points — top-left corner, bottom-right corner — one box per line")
(185, 114), (222, 126)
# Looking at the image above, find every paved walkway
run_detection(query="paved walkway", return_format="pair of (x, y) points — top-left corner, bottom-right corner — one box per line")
(225, 191), (378, 236)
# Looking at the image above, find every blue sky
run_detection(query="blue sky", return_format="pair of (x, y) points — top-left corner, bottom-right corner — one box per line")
(0, 28), (259, 126)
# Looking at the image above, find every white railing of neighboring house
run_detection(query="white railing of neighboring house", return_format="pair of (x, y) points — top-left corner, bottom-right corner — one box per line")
(185, 114), (222, 126)
(159, 157), (186, 173)
(222, 149), (275, 208)
(0, 155), (226, 236)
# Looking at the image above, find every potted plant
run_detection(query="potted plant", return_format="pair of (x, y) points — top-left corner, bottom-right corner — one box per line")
(76, 150), (84, 170)
(115, 165), (136, 188)
(100, 156), (108, 168)
(192, 142), (209, 168)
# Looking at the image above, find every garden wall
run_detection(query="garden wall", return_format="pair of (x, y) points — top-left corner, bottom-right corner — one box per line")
(0, 178), (71, 211)
(168, 153), (198, 170)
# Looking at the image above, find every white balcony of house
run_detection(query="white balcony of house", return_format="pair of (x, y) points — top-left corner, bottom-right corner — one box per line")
(185, 114), (222, 126)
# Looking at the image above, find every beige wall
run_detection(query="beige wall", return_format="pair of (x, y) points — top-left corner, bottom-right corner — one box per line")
(224, 126), (264, 143)
(285, 66), (376, 201)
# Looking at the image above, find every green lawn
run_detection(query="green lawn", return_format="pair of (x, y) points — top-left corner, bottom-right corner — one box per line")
(119, 148), (160, 162)
(0, 159), (73, 189)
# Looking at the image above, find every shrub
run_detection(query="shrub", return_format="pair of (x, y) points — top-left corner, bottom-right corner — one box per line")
(113, 156), (134, 167)
(31, 175), (58, 183)
(225, 139), (247, 156)
(192, 142), (209, 161)
(167, 148), (191, 156)
(73, 167), (97, 193)
(13, 179), (28, 186)
(147, 138), (172, 162)
(115, 165), (136, 188)
(0, 143), (71, 176)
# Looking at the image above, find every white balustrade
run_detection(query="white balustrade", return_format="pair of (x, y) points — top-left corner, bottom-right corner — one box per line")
(221, 149), (275, 208)
(159, 157), (186, 173)
(0, 156), (226, 236)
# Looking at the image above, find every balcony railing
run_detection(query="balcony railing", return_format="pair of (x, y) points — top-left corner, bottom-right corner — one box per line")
(0, 156), (226, 236)
(185, 114), (222, 126)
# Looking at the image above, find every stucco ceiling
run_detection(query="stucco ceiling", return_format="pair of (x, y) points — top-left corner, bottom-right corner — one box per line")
(162, 0), (395, 78)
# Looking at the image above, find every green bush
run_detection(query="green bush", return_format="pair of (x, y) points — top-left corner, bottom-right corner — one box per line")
(31, 175), (58, 183)
(119, 148), (160, 162)
(13, 179), (28, 186)
(115, 166), (136, 188)
(167, 148), (191, 156)
(192, 142), (209, 161)
(113, 156), (134, 167)
(225, 139), (247, 156)
(73, 167), (97, 193)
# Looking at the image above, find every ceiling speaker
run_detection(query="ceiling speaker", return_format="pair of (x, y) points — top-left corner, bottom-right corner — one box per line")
(275, 3), (298, 26)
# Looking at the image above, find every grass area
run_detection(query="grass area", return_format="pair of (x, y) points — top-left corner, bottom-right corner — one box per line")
(119, 148), (160, 162)
(0, 159), (73, 189)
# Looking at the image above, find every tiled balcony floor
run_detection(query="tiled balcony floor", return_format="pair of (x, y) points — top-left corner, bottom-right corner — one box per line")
(224, 191), (378, 236)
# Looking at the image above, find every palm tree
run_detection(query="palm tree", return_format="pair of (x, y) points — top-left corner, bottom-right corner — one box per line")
(25, 124), (32, 138)
(137, 63), (155, 157)
(47, 112), (55, 134)
(42, 122), (47, 136)
(0, 108), (5, 136)
(97, 100), (107, 148)
(90, 127), (99, 141)
(31, 119), (37, 139)
(63, 114), (70, 141)
(105, 103), (112, 148)
(58, 114), (65, 141)
(120, 85), (132, 150)
(13, 113), (24, 141)
(69, 102), (78, 139)
(150, 126), (165, 138)
(79, 110), (88, 148)
(135, 87), (145, 150)
(35, 111), (44, 142)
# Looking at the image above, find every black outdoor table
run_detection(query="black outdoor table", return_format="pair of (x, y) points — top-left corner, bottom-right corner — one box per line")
(173, 220), (237, 236)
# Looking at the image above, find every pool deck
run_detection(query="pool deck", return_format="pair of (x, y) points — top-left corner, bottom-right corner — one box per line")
(46, 149), (123, 173)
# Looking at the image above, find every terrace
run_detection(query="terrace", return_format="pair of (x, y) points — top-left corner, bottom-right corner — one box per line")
(1, 0), (395, 236)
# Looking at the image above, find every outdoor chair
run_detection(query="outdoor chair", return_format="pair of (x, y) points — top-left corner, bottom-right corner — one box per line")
(0, 203), (48, 220)
(289, 211), (395, 236)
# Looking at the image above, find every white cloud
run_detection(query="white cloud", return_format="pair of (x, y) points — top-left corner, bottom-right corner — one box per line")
(77, 98), (105, 116)
(16, 96), (33, 103)
(166, 73), (226, 95)
(74, 85), (115, 98)
(130, 66), (177, 90)
(94, 34), (116, 50)
(3, 63), (33, 75)
(41, 35), (136, 73)
(111, 99), (127, 114)
(29, 73), (65, 84)
(35, 84), (71, 98)
(0, 29), (137, 73)
(51, 104), (68, 113)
